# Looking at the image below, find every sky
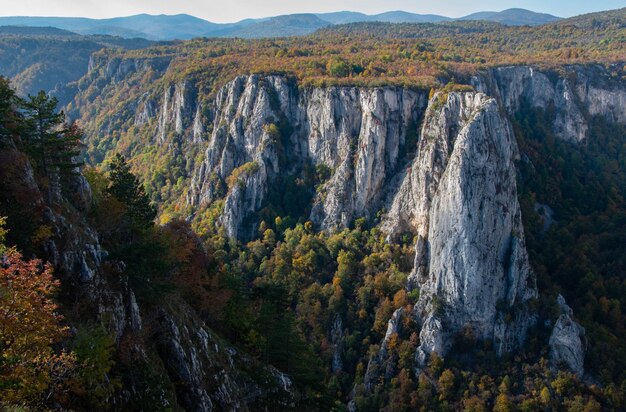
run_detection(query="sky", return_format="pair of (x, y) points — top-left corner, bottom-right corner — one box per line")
(0, 0), (622, 22)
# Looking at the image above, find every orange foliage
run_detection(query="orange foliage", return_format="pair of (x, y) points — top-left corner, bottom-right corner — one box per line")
(0, 249), (74, 406)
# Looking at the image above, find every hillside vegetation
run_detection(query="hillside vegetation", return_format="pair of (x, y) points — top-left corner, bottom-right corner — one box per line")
(84, 9), (624, 93)
(0, 28), (153, 101)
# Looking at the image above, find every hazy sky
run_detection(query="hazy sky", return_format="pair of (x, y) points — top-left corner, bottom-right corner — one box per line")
(0, 0), (622, 22)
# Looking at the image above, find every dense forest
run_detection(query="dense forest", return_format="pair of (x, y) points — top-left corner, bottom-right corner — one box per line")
(1, 7), (625, 412)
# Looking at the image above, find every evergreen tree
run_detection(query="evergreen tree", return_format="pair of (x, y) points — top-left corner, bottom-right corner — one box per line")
(107, 153), (156, 229)
(0, 77), (20, 143)
(20, 91), (83, 191)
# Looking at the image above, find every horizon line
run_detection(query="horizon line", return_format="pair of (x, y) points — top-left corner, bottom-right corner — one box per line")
(0, 7), (582, 25)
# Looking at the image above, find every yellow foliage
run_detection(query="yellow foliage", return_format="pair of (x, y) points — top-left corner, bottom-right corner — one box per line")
(31, 224), (53, 247)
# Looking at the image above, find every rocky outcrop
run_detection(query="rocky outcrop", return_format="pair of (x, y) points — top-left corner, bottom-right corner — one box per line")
(66, 62), (623, 396)
(188, 75), (287, 238)
(549, 295), (586, 376)
(192, 67), (626, 241)
(330, 315), (344, 374)
(155, 308), (296, 412)
(157, 80), (198, 142)
(387, 92), (538, 365)
(363, 308), (403, 390)
(0, 138), (299, 411)
(189, 74), (426, 238)
(92, 55), (171, 84)
(472, 65), (626, 142)
(187, 71), (621, 369)
(303, 87), (425, 229)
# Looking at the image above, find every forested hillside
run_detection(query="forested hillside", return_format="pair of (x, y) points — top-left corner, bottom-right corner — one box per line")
(0, 8), (563, 40)
(0, 27), (153, 104)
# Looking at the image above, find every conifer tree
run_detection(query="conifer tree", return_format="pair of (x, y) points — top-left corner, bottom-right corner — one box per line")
(0, 77), (20, 143)
(21, 91), (65, 178)
(20, 91), (83, 198)
(107, 153), (156, 229)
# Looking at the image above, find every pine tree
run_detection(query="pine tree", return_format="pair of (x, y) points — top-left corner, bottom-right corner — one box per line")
(107, 153), (156, 229)
(0, 77), (20, 143)
(20, 91), (83, 197)
(21, 91), (65, 178)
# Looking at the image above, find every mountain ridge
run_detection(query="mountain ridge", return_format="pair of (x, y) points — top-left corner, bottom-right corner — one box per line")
(0, 8), (564, 40)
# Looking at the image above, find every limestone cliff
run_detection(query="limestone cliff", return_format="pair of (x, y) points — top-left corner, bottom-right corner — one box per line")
(472, 65), (626, 142)
(549, 295), (587, 377)
(388, 92), (538, 366)
(181, 70), (609, 370)
(188, 75), (426, 238)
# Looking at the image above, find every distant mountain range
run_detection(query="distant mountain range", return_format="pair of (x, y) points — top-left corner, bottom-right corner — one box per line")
(459, 8), (561, 25)
(0, 8), (562, 40)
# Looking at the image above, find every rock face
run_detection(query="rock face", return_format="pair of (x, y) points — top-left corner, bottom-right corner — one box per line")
(302, 87), (425, 229)
(188, 75), (287, 238)
(385, 92), (539, 365)
(330, 315), (344, 374)
(191, 66), (626, 242)
(64, 61), (625, 400)
(472, 65), (626, 142)
(549, 295), (586, 376)
(189, 75), (427, 238)
(157, 80), (198, 142)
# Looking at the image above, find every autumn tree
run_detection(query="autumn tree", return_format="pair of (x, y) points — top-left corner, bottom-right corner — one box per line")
(438, 368), (456, 401)
(0, 245), (73, 406)
(493, 393), (515, 412)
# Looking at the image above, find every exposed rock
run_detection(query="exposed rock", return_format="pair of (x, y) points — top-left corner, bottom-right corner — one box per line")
(220, 161), (269, 239)
(305, 87), (425, 229)
(534, 202), (556, 235)
(97, 56), (171, 84)
(184, 73), (615, 371)
(387, 92), (539, 365)
(192, 104), (207, 142)
(134, 94), (157, 127)
(155, 308), (297, 412)
(549, 295), (586, 376)
(66, 172), (94, 212)
(330, 314), (344, 374)
(157, 80), (197, 142)
(364, 308), (403, 390)
(61, 63), (623, 402)
(189, 74), (426, 237)
(472, 65), (626, 142)
(188, 75), (287, 238)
